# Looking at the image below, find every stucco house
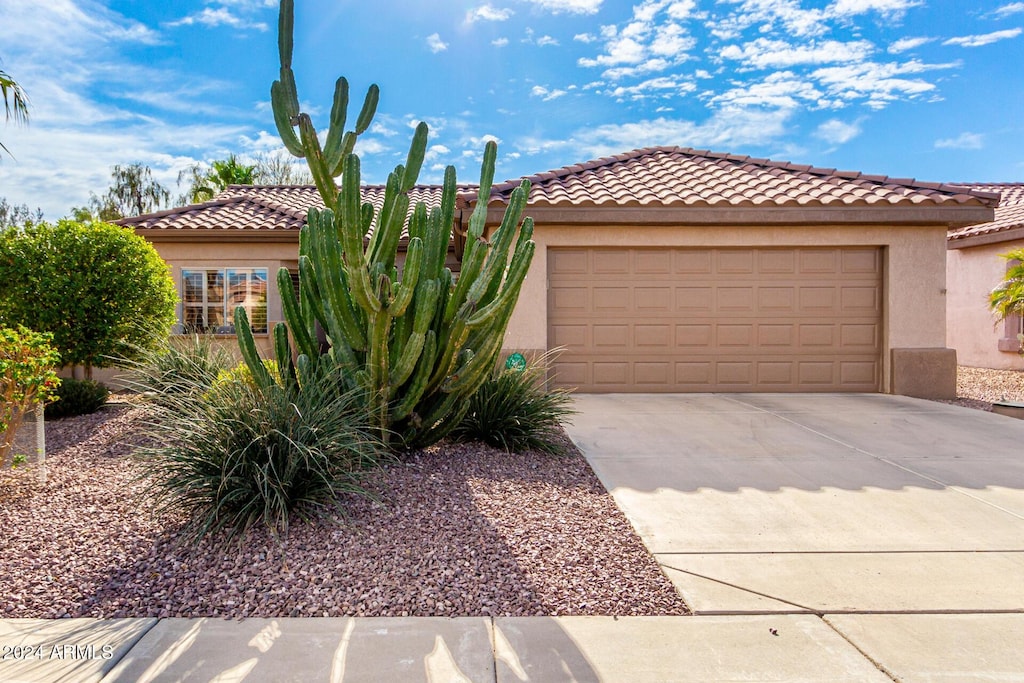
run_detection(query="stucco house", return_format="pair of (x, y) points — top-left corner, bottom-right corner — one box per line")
(118, 146), (997, 398)
(946, 184), (1024, 370)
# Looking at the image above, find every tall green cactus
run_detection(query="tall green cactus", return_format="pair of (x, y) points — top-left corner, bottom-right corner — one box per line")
(236, 0), (535, 448)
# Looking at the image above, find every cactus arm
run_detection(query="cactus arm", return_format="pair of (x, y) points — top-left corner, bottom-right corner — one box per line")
(235, 307), (275, 390)
(389, 277), (439, 390)
(388, 237), (422, 317)
(298, 115), (338, 207)
(277, 267), (318, 359)
(274, 323), (299, 393)
(337, 158), (381, 314)
(367, 170), (408, 271)
(271, 81), (304, 157)
(355, 84), (379, 134)
(401, 121), (428, 192)
(312, 214), (368, 349)
(278, 0), (294, 68)
(390, 330), (436, 422)
(444, 234), (487, 323)
(322, 77), (350, 172)
(466, 180), (529, 307)
(465, 237), (535, 328)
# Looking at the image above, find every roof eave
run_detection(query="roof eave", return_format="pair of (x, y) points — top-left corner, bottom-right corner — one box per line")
(482, 204), (996, 227)
(948, 225), (1024, 250)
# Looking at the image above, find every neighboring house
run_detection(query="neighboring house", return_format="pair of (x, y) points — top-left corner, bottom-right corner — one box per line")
(947, 183), (1024, 370)
(119, 146), (996, 398)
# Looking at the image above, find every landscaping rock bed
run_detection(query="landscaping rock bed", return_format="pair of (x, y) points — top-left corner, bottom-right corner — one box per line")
(940, 366), (1024, 411)
(0, 402), (687, 619)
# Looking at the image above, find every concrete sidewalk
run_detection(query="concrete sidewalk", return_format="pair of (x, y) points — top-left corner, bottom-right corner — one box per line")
(3, 613), (1024, 681)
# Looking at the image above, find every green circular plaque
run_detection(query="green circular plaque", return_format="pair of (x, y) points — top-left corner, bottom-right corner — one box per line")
(505, 352), (526, 372)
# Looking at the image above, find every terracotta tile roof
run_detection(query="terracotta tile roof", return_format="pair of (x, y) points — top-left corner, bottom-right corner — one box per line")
(947, 183), (1024, 243)
(465, 146), (1000, 209)
(118, 184), (468, 234)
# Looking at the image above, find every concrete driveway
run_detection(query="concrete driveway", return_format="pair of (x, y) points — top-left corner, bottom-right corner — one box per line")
(566, 393), (1024, 615)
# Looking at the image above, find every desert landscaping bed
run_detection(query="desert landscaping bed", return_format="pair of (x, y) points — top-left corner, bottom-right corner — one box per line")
(941, 365), (1024, 411)
(0, 402), (687, 619)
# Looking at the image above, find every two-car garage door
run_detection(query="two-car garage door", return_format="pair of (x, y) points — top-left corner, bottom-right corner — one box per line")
(548, 247), (882, 392)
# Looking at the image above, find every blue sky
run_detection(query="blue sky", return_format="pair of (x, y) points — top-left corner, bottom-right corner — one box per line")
(1, 0), (1022, 220)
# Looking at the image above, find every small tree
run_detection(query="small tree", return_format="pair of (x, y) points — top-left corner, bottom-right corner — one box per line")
(178, 154), (259, 204)
(0, 220), (178, 378)
(989, 249), (1024, 346)
(1, 60), (29, 159)
(0, 326), (60, 464)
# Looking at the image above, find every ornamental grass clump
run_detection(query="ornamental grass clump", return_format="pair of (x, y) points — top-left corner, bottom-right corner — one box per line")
(118, 333), (236, 402)
(453, 350), (576, 455)
(137, 365), (386, 544)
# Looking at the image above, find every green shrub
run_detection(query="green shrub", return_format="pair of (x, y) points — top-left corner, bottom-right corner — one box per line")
(0, 219), (177, 377)
(119, 334), (236, 401)
(45, 378), (109, 419)
(452, 351), (576, 455)
(1, 326), (61, 464)
(137, 364), (386, 544)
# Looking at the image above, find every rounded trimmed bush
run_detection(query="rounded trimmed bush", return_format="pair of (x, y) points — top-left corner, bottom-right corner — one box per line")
(45, 378), (109, 419)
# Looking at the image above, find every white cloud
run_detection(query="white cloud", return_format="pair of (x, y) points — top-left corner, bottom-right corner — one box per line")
(720, 38), (875, 69)
(492, 37), (509, 47)
(888, 36), (932, 53)
(530, 85), (568, 101)
(994, 2), (1024, 18)
(465, 4), (514, 23)
(710, 71), (824, 109)
(814, 118), (862, 144)
(650, 23), (696, 56)
(537, 35), (560, 46)
(935, 132), (984, 149)
(667, 0), (698, 20)
(572, 109), (795, 156)
(601, 58), (671, 80)
(424, 144), (451, 162)
(523, 0), (602, 14)
(828, 0), (922, 20)
(811, 59), (955, 109)
(574, 33), (597, 43)
(426, 33), (448, 53)
(943, 28), (1022, 48)
(166, 7), (268, 31)
(577, 2), (696, 80)
(607, 76), (697, 100)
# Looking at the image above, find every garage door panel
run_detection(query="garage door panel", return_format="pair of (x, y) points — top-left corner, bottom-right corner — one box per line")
(549, 247), (881, 392)
(549, 249), (588, 274)
(674, 251), (713, 274)
(842, 248), (879, 273)
(717, 250), (755, 273)
(759, 250), (797, 273)
(676, 287), (713, 311)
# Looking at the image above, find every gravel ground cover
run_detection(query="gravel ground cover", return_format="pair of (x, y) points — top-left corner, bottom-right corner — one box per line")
(0, 402), (687, 619)
(941, 365), (1024, 411)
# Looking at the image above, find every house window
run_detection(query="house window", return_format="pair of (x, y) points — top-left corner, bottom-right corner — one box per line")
(181, 268), (268, 334)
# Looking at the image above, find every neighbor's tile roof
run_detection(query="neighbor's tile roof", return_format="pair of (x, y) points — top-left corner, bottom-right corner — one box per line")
(466, 146), (1000, 209)
(119, 184), (466, 234)
(947, 183), (1024, 242)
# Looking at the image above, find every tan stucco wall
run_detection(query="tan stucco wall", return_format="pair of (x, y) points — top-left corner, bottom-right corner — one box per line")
(505, 222), (952, 393)
(946, 241), (1024, 370)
